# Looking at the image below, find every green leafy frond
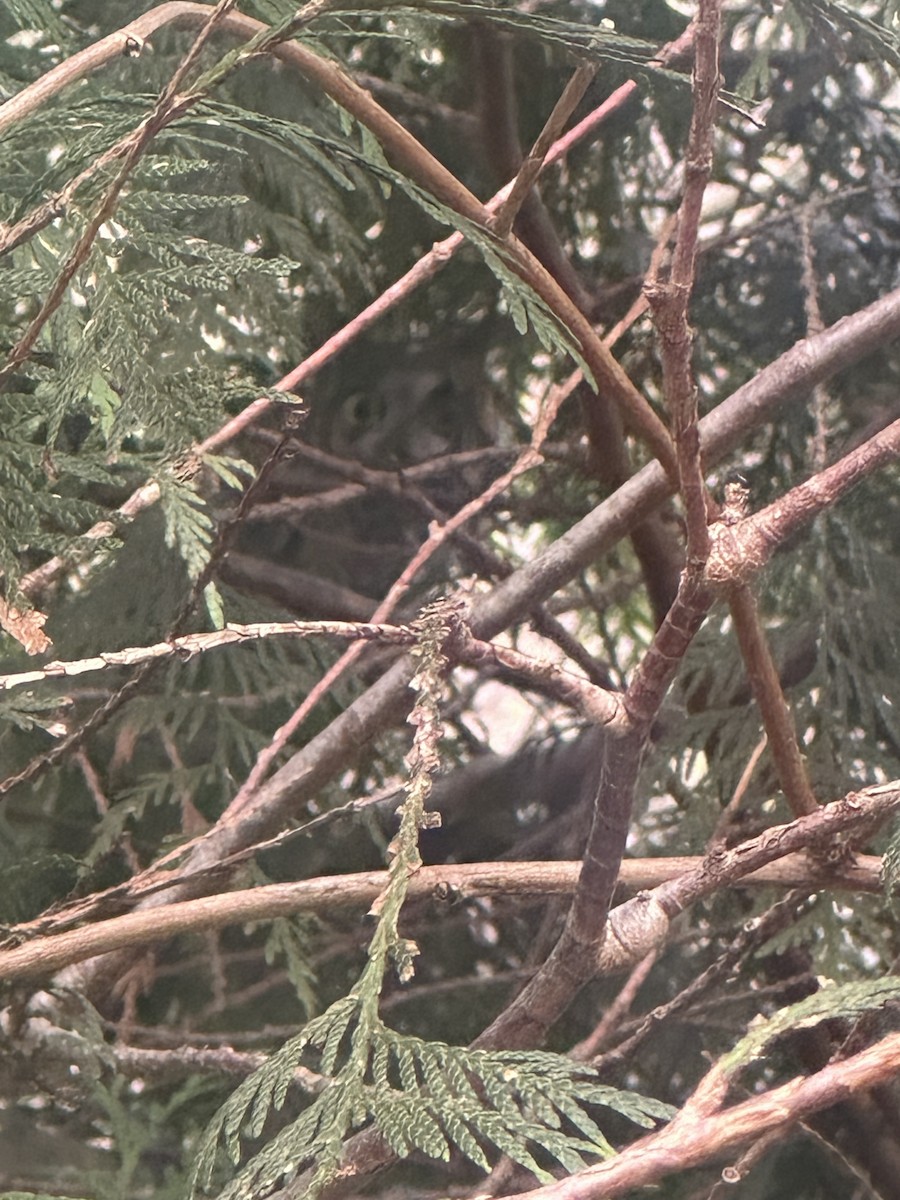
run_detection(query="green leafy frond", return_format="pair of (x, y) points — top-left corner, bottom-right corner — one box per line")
(481, 235), (592, 378)
(793, 0), (900, 68)
(82, 791), (151, 870)
(0, 690), (70, 735)
(0, 103), (143, 221)
(883, 820), (900, 908)
(191, 594), (670, 1198)
(264, 916), (320, 1018)
(403, 190), (587, 370)
(0, 426), (108, 594)
(0, 0), (68, 44)
(186, 98), (369, 193)
(722, 977), (900, 1077)
(191, 996), (358, 1190)
(313, 103), (590, 369)
(188, 87), (591, 372)
(202, 454), (255, 493)
(157, 476), (216, 583)
(322, 1), (674, 69)
(0, 852), (80, 924)
(193, 1007), (673, 1199)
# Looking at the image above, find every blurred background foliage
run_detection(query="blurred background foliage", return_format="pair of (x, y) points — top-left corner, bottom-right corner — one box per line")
(1, 0), (900, 1196)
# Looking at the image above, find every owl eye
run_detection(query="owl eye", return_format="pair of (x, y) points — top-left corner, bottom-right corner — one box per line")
(342, 390), (389, 431)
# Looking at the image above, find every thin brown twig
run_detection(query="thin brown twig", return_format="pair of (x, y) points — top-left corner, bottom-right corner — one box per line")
(571, 948), (658, 1061)
(75, 748), (141, 873)
(89, 283), (900, 983)
(2, 782), (894, 983)
(705, 1128), (795, 1196)
(644, 0), (722, 566)
(705, 414), (900, 589)
(225, 374), (573, 815)
(451, 631), (624, 728)
(713, 474), (819, 823)
(16, 20), (696, 606)
(709, 732), (768, 848)
(499, 1031), (900, 1200)
(52, 280), (900, 1002)
(593, 891), (816, 1073)
(799, 205), (831, 471)
(657, 54), (825, 835)
(601, 212), (678, 348)
(0, 621), (416, 694)
(479, 44), (731, 1027)
(727, 584), (819, 817)
(491, 61), (597, 238)
(533, 19), (726, 1014)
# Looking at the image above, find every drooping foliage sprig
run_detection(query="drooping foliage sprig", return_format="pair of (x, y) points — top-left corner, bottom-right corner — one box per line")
(191, 595), (673, 1198)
